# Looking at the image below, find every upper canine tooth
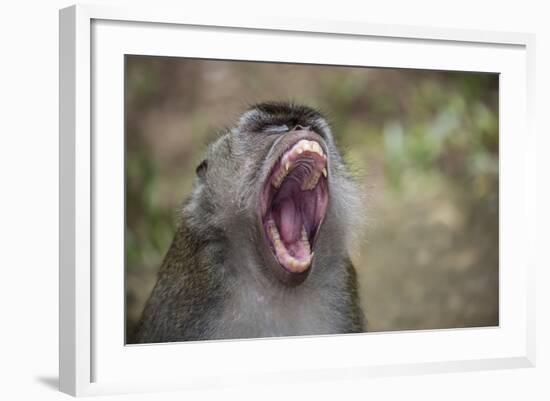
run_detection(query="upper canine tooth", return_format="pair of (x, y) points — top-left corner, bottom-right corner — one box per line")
(285, 162), (290, 172)
(322, 168), (327, 177)
(272, 173), (282, 188)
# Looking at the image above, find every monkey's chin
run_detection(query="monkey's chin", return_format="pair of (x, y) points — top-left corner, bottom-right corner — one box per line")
(260, 135), (329, 286)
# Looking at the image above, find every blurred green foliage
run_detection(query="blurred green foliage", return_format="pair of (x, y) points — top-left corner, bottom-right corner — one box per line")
(125, 57), (498, 338)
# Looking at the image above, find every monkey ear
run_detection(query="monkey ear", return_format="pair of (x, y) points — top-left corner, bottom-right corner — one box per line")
(195, 159), (208, 180)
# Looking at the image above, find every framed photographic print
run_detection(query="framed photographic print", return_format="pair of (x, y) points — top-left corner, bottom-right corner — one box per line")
(59, 4), (536, 396)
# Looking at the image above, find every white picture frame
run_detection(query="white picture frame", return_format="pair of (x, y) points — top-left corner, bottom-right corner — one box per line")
(59, 3), (536, 397)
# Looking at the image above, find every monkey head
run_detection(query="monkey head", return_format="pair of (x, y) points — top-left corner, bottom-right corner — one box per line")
(186, 102), (360, 287)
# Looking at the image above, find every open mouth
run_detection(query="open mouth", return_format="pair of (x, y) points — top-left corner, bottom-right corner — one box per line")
(261, 138), (329, 276)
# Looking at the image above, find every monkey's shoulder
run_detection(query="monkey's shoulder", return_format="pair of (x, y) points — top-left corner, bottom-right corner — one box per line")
(134, 236), (228, 343)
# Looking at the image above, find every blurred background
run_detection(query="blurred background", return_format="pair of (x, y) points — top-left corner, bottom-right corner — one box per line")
(125, 56), (499, 342)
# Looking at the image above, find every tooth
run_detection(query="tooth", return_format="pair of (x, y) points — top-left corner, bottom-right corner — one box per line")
(273, 166), (288, 188)
(297, 148), (303, 155)
(269, 224), (280, 240)
(287, 259), (296, 270)
(301, 226), (308, 241)
(303, 142), (311, 151)
(311, 142), (321, 154)
(301, 227), (310, 249)
(285, 162), (290, 172)
(310, 171), (321, 188)
(322, 168), (327, 177)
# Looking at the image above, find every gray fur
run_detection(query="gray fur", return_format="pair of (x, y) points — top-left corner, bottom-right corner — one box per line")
(134, 102), (366, 343)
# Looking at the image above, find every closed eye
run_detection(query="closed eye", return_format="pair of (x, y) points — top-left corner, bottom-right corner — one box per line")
(263, 124), (289, 134)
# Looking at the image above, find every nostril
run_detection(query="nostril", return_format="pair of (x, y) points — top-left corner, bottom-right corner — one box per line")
(294, 125), (310, 131)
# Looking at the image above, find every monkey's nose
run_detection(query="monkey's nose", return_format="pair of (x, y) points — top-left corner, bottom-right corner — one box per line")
(293, 125), (311, 131)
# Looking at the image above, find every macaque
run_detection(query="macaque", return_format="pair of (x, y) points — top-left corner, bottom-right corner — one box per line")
(135, 102), (365, 343)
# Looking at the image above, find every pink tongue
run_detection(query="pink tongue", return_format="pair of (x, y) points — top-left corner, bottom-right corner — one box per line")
(278, 197), (302, 243)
